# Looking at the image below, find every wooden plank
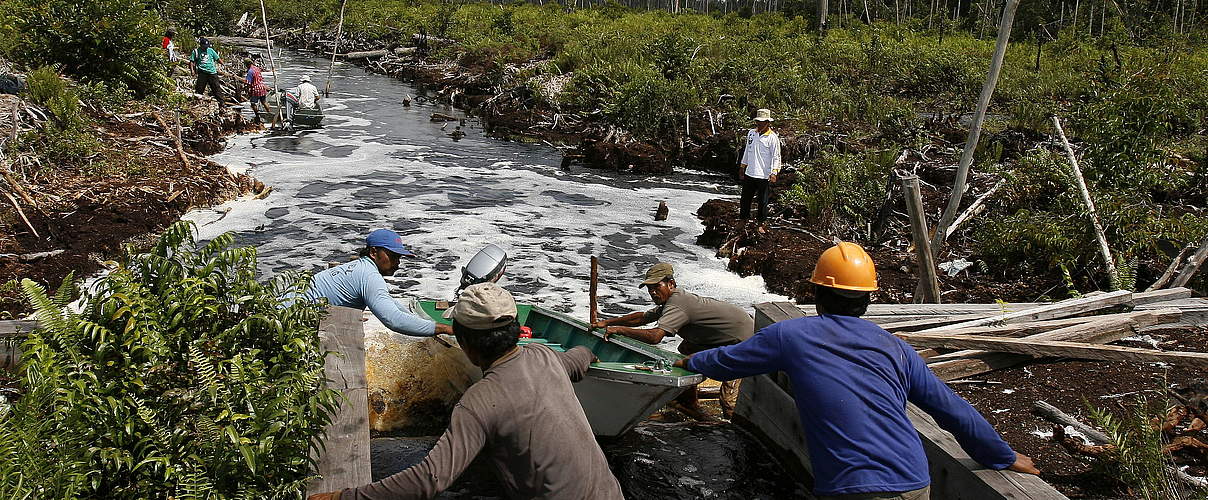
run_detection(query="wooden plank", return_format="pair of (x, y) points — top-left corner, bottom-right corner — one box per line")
(0, 320), (38, 336)
(922, 290), (1132, 332)
(880, 314), (1001, 332)
(923, 314), (1166, 380)
(1132, 287), (1193, 306)
(934, 309), (1181, 338)
(734, 373), (813, 474)
(308, 306), (372, 494)
(754, 302), (801, 330)
(905, 333), (1208, 369)
(907, 405), (1067, 499)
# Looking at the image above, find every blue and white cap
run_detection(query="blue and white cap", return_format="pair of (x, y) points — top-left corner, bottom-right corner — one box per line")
(366, 229), (415, 257)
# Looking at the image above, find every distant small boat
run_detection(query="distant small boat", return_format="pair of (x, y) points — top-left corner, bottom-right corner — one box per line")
(265, 90), (324, 128)
(417, 300), (702, 437)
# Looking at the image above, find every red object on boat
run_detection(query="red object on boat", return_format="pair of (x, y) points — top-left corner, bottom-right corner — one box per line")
(519, 326), (533, 339)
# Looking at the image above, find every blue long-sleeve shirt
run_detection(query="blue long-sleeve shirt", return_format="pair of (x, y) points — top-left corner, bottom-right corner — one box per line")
(304, 257), (436, 337)
(687, 314), (1015, 496)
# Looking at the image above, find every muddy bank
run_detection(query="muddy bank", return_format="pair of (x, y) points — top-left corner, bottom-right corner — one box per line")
(694, 197), (1042, 305)
(0, 92), (263, 318)
(953, 326), (1208, 499)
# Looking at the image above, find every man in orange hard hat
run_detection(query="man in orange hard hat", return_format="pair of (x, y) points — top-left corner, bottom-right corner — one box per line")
(676, 242), (1039, 499)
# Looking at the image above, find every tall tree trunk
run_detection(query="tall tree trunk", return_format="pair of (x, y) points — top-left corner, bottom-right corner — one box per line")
(929, 0), (1021, 261)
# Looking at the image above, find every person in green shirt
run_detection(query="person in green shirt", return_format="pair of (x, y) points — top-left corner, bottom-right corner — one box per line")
(189, 37), (225, 105)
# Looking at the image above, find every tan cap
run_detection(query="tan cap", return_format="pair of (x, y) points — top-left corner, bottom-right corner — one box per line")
(442, 283), (517, 330)
(753, 108), (773, 122)
(640, 262), (674, 287)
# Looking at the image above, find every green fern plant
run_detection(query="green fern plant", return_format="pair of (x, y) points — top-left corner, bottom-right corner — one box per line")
(1087, 396), (1203, 500)
(0, 221), (339, 498)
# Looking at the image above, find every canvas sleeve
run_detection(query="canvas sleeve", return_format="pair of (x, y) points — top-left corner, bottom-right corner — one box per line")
(556, 346), (594, 382)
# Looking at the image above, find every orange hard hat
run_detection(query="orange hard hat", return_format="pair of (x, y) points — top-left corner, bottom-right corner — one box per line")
(809, 241), (878, 292)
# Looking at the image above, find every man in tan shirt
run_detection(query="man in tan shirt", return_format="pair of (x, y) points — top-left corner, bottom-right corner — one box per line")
(310, 283), (623, 500)
(591, 262), (754, 417)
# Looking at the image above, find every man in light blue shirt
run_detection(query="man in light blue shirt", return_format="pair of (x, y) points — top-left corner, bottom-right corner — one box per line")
(305, 229), (452, 337)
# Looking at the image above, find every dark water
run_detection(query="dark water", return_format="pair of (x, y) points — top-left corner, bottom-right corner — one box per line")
(371, 421), (809, 499)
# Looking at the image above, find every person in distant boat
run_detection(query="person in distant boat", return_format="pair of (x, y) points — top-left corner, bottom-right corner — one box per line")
(738, 108), (782, 222)
(189, 37), (225, 105)
(308, 283), (623, 500)
(591, 262), (753, 418)
(303, 229), (452, 337)
(283, 75), (320, 128)
(449, 125), (465, 140)
(675, 242), (1041, 500)
(244, 58), (270, 124)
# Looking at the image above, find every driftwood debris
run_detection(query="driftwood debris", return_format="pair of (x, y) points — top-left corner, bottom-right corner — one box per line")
(3, 190), (38, 239)
(1172, 234), (1208, 289)
(1052, 115), (1120, 288)
(154, 112), (190, 170)
(924, 289), (1133, 332)
(1035, 400), (1208, 489)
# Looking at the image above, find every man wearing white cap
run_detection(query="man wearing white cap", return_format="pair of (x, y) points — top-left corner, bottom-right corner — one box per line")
(738, 108), (782, 221)
(311, 283), (624, 500)
(283, 75), (320, 127)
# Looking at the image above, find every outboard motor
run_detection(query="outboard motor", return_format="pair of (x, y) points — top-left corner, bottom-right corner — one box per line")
(458, 244), (507, 294)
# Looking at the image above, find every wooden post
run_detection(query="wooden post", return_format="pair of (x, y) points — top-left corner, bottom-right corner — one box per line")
(1051, 115), (1120, 289)
(325, 0), (349, 97)
(928, 0), (1020, 261)
(258, 0), (284, 127)
(589, 256), (599, 327)
(902, 175), (941, 303)
(308, 306), (372, 494)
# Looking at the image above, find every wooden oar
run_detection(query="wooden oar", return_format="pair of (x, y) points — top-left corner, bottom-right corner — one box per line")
(589, 256), (600, 336)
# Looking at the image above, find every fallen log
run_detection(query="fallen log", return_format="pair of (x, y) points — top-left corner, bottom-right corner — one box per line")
(154, 112), (190, 170)
(1035, 400), (1208, 489)
(1149, 244), (1197, 291)
(0, 249), (65, 261)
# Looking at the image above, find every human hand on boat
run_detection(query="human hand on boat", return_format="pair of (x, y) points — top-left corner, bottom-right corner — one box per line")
(1007, 452), (1040, 475)
(435, 323), (454, 335)
(673, 355), (691, 369)
(307, 492), (340, 500)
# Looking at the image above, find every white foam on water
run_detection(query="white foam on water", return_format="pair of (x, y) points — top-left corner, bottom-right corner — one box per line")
(186, 49), (787, 345)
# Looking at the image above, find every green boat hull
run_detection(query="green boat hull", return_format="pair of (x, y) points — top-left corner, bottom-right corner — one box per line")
(266, 91), (324, 128)
(417, 301), (703, 437)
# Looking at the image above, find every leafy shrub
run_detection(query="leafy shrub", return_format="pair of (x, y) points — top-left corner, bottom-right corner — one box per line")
(0, 222), (340, 497)
(25, 67), (84, 131)
(779, 149), (895, 230)
(1088, 397), (1200, 500)
(2, 0), (167, 96)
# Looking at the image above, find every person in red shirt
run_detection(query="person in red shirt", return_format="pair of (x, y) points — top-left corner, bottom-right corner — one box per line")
(244, 58), (270, 124)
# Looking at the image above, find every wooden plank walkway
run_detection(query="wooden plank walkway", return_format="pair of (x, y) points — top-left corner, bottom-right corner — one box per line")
(308, 306), (372, 494)
(737, 303), (1067, 500)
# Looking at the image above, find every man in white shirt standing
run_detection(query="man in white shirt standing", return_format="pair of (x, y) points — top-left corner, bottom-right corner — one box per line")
(738, 108), (782, 222)
(284, 75), (321, 128)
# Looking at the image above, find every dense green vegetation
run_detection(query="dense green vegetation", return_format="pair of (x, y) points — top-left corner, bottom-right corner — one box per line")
(0, 222), (338, 497)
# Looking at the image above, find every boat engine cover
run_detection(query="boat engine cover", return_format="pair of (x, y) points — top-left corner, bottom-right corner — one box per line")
(460, 244), (507, 291)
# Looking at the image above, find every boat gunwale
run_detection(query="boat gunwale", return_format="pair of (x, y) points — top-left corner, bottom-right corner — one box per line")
(417, 299), (704, 388)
